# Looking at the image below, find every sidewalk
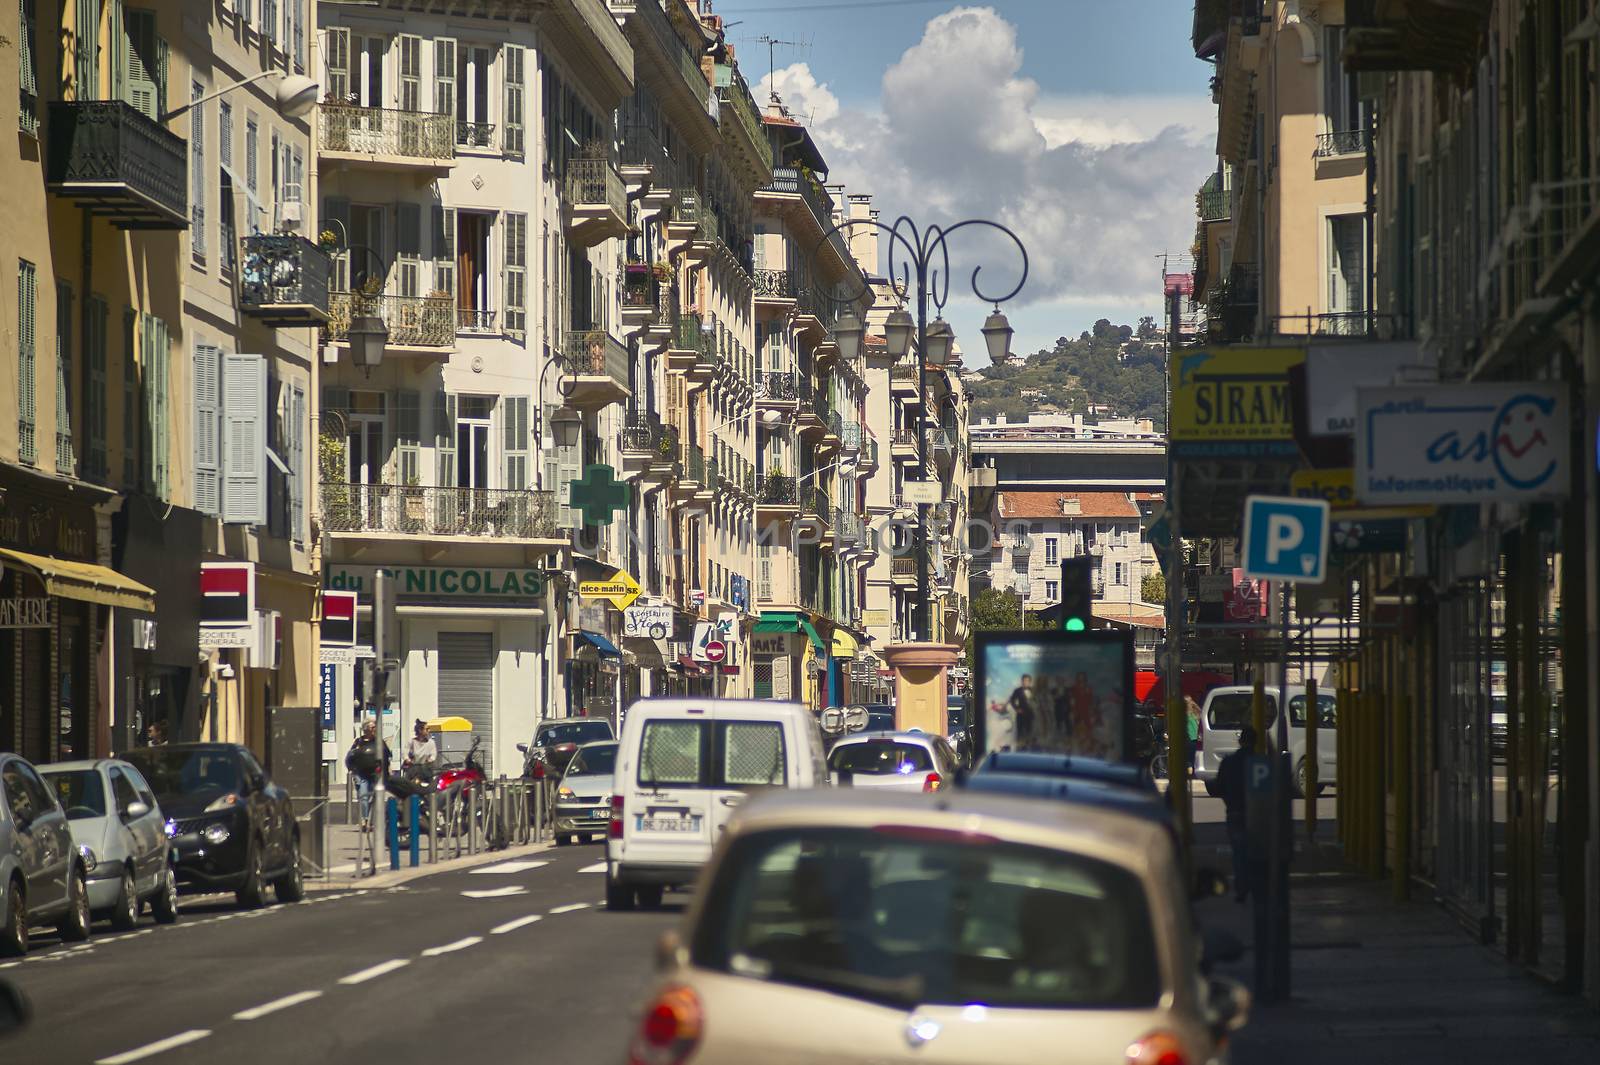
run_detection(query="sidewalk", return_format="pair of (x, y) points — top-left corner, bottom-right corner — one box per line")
(1190, 826), (1600, 1064)
(307, 811), (554, 889)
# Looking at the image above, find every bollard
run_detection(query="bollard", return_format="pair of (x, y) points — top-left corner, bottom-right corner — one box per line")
(1305, 677), (1318, 840)
(1336, 686), (1349, 851)
(1251, 673), (1267, 754)
(409, 795), (421, 868)
(427, 790), (439, 864)
(469, 787), (479, 856)
(386, 798), (400, 871)
(451, 791), (462, 859)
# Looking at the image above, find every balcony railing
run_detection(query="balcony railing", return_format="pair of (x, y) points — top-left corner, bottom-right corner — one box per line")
(238, 235), (330, 323)
(800, 485), (832, 522)
(758, 371), (798, 401)
(1315, 129), (1370, 158)
(45, 101), (187, 228)
(860, 436), (879, 467)
(683, 442), (707, 485)
(566, 155), (626, 217)
(318, 103), (455, 163)
(891, 363), (920, 385)
(714, 66), (774, 171)
(892, 557), (918, 580)
(763, 167), (849, 262)
(456, 120), (496, 150)
(616, 0), (713, 115)
(1198, 186), (1229, 222)
(673, 313), (711, 355)
(561, 330), (629, 386)
(457, 307), (497, 334)
(621, 121), (667, 173)
(754, 268), (796, 300)
(758, 473), (797, 505)
(621, 267), (662, 318)
(621, 412), (679, 461)
(320, 483), (558, 539)
(327, 292), (455, 348)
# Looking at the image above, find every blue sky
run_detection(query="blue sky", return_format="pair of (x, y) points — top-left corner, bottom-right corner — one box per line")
(723, 1), (1215, 362)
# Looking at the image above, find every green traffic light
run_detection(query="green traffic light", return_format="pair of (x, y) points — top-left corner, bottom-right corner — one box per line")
(1064, 618), (1087, 632)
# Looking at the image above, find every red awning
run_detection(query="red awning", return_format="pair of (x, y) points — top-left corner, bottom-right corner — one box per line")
(675, 655), (710, 677)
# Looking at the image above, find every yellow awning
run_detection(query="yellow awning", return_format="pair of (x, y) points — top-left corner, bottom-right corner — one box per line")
(0, 547), (155, 612)
(831, 629), (858, 658)
(425, 716), (474, 732)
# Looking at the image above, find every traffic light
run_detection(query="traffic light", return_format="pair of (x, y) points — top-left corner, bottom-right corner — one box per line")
(1061, 557), (1093, 632)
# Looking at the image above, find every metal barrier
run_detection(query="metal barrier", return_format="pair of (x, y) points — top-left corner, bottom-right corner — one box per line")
(355, 775), (561, 874)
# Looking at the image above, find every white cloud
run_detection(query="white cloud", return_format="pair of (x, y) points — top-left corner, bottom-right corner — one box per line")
(761, 6), (1213, 318)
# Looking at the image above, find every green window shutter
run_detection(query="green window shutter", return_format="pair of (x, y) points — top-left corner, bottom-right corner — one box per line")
(76, 0), (99, 100)
(16, 261), (37, 465)
(503, 212), (526, 338)
(145, 315), (170, 498)
(121, 9), (160, 120)
(503, 44), (524, 158)
(393, 388), (420, 484)
(121, 306), (136, 483)
(192, 342), (221, 514)
(434, 391), (456, 487)
(501, 395), (528, 490)
(86, 295), (108, 478)
(55, 281), (74, 473)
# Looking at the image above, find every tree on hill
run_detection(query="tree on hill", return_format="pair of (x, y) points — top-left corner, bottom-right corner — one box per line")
(967, 320), (1167, 423)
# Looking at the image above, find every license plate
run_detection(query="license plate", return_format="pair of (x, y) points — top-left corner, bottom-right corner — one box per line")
(637, 815), (701, 833)
(594, 807), (611, 819)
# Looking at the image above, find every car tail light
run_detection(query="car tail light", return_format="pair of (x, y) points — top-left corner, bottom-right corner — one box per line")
(609, 795), (625, 839)
(922, 772), (943, 792)
(532, 762), (547, 779)
(1125, 1030), (1188, 1065)
(629, 985), (702, 1065)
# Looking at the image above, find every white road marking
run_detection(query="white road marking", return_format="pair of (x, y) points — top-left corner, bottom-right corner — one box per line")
(338, 959), (412, 985)
(96, 1029), (212, 1064)
(460, 886), (527, 899)
(233, 990), (324, 1021)
(490, 914), (544, 935)
(0, 962), (19, 969)
(548, 902), (590, 914)
(469, 860), (549, 875)
(420, 936), (483, 957)
(578, 862), (606, 873)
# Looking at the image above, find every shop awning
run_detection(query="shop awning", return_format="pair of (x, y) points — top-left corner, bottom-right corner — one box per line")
(624, 636), (669, 669)
(0, 547), (155, 612)
(575, 630), (621, 658)
(752, 611), (824, 653)
(831, 628), (858, 658)
(675, 655), (710, 676)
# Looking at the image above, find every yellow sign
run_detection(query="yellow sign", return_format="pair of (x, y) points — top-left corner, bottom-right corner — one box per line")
(577, 569), (641, 611)
(1291, 468), (1435, 519)
(1170, 347), (1304, 456)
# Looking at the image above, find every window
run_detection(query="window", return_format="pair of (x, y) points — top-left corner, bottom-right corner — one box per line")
(190, 82), (206, 262)
(1045, 580), (1059, 602)
(1044, 536), (1059, 566)
(1321, 27), (1370, 143)
(19, 0), (38, 134)
(456, 44), (493, 148)
(245, 114), (258, 196)
(1328, 214), (1367, 316)
(503, 211), (527, 337)
(142, 313), (171, 498)
(219, 101), (236, 274)
(55, 281), (74, 472)
(74, 0), (98, 101)
(1114, 562), (1126, 586)
(503, 45), (525, 157)
(456, 211), (493, 331)
(85, 295), (108, 478)
(17, 260), (37, 465)
(638, 720), (704, 787)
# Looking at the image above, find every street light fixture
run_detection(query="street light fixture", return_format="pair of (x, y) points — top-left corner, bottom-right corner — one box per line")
(550, 406), (583, 451)
(833, 310), (865, 362)
(883, 309), (915, 360)
(347, 312), (388, 369)
(923, 317), (954, 367)
(981, 309), (1015, 364)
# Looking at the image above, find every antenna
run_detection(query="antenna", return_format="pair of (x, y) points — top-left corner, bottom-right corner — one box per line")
(756, 34), (804, 104)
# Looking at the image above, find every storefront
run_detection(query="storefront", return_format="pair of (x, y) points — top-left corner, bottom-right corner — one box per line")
(0, 464), (152, 761)
(751, 612), (824, 706)
(111, 500), (203, 748)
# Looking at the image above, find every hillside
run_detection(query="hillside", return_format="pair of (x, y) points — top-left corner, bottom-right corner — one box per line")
(966, 318), (1167, 424)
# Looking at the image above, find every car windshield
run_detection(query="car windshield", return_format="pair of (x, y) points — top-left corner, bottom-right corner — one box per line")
(44, 769), (107, 820)
(693, 826), (1160, 1010)
(829, 741), (933, 775)
(1208, 693), (1276, 731)
(866, 711), (895, 733)
(123, 749), (243, 801)
(538, 721), (613, 746)
(567, 743), (618, 776)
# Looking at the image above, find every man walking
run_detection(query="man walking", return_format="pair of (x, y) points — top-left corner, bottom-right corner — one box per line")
(345, 720), (391, 831)
(1217, 725), (1256, 902)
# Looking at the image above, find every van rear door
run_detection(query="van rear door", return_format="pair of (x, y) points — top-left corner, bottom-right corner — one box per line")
(628, 716), (715, 862)
(708, 715), (788, 840)
(1203, 691), (1276, 776)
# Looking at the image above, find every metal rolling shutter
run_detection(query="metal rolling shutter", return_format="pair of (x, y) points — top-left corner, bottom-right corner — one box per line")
(437, 632), (494, 773)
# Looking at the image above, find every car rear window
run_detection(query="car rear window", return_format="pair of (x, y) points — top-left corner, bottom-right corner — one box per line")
(637, 720), (787, 789)
(1207, 693), (1276, 731)
(123, 749), (243, 800)
(829, 741), (933, 775)
(693, 826), (1161, 1010)
(568, 743), (618, 776)
(539, 720), (614, 746)
(45, 769), (107, 820)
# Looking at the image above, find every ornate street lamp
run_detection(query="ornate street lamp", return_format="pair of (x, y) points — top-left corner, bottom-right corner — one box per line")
(883, 309), (915, 360)
(833, 309), (865, 362)
(923, 317), (954, 367)
(981, 308), (1015, 364)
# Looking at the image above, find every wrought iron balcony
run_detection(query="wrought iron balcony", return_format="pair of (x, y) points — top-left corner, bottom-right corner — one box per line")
(892, 556), (918, 581)
(46, 101), (187, 229)
(714, 65), (774, 172)
(565, 155), (628, 245)
(758, 473), (797, 506)
(620, 411), (679, 462)
(559, 329), (631, 409)
(1198, 184), (1229, 222)
(326, 292), (455, 351)
(754, 268), (797, 302)
(238, 235), (330, 325)
(457, 307), (498, 334)
(320, 483), (558, 539)
(682, 442), (707, 486)
(318, 104), (455, 167)
(800, 485), (832, 523)
(621, 266), (662, 324)
(613, 0), (713, 117)
(757, 370), (799, 402)
(621, 122), (668, 174)
(1315, 129), (1370, 158)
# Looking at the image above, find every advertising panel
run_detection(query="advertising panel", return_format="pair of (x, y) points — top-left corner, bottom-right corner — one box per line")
(1169, 347), (1304, 458)
(974, 631), (1134, 763)
(1305, 341), (1428, 437)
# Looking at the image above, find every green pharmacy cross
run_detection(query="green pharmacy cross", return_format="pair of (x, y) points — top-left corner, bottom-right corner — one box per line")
(569, 464), (632, 526)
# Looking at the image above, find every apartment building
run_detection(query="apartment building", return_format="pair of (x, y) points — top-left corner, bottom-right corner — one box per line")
(315, 0), (632, 774)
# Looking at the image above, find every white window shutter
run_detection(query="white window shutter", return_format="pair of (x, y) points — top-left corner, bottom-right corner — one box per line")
(193, 343), (221, 514)
(502, 395), (528, 490)
(290, 383), (306, 540)
(326, 26), (349, 103)
(434, 38), (457, 119)
(556, 442), (580, 529)
(398, 34), (421, 112)
(221, 352), (268, 524)
(503, 44), (524, 158)
(434, 391), (457, 486)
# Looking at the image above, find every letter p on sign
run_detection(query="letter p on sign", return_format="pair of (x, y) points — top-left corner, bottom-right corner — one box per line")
(1242, 495), (1330, 585)
(1265, 514), (1303, 564)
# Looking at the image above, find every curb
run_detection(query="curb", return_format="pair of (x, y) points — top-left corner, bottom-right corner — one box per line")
(310, 839), (558, 891)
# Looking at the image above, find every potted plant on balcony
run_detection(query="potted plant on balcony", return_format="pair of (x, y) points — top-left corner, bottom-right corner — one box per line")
(652, 260), (673, 282)
(319, 229), (340, 253)
(318, 435), (355, 530)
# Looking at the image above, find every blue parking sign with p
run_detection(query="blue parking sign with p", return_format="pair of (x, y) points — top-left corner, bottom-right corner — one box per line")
(1242, 495), (1330, 584)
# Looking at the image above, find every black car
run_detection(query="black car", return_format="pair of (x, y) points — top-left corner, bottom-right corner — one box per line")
(121, 744), (302, 908)
(520, 718), (616, 779)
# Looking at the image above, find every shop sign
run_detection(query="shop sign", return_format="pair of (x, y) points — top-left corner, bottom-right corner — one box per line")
(577, 569), (641, 611)
(0, 481), (96, 560)
(0, 597), (50, 628)
(1306, 342), (1429, 437)
(201, 562), (255, 627)
(322, 591), (357, 647)
(753, 635), (789, 656)
(1169, 348), (1304, 458)
(327, 565), (548, 600)
(1355, 384), (1570, 504)
(860, 609), (892, 627)
(623, 604), (673, 640)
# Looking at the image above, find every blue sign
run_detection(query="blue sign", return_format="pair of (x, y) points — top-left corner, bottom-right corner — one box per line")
(1242, 495), (1330, 584)
(730, 574), (748, 612)
(319, 664), (337, 729)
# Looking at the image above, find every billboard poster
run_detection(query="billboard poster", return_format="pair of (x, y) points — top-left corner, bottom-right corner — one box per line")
(1169, 347), (1304, 458)
(974, 631), (1135, 763)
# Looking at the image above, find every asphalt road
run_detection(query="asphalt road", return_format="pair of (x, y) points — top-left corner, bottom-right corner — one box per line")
(1, 844), (674, 1065)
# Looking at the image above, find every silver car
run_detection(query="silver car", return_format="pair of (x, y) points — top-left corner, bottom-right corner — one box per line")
(40, 760), (178, 930)
(554, 740), (618, 846)
(2, 753), (92, 955)
(827, 731), (959, 792)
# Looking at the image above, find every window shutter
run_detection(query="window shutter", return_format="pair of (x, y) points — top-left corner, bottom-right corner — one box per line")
(16, 262), (37, 465)
(19, 0), (39, 133)
(262, 0), (276, 47)
(433, 37), (456, 120)
(245, 115), (258, 196)
(556, 443), (581, 529)
(86, 295), (108, 477)
(190, 82), (206, 258)
(432, 205), (456, 296)
(398, 34), (420, 112)
(54, 281), (74, 473)
(292, 0), (304, 71)
(393, 388), (420, 485)
(149, 315), (170, 498)
(502, 395), (528, 490)
(326, 26), (349, 103)
(221, 352), (268, 523)
(434, 390), (456, 487)
(121, 10), (160, 121)
(503, 211), (526, 338)
(121, 307), (136, 483)
(290, 383), (306, 539)
(503, 44), (525, 158)
(193, 343), (221, 513)
(241, 0), (251, 27)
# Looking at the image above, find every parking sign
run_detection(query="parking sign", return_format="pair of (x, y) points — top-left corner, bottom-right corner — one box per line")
(1241, 495), (1330, 585)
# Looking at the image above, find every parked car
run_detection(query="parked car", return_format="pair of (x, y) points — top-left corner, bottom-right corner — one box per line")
(827, 731), (959, 792)
(39, 759), (178, 929)
(1195, 685), (1337, 797)
(120, 744), (303, 908)
(607, 698), (829, 911)
(521, 718), (616, 780)
(554, 740), (619, 846)
(1, 753), (92, 955)
(628, 789), (1249, 1065)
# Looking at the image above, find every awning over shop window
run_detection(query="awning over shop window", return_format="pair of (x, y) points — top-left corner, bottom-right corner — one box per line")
(831, 629), (858, 658)
(753, 611), (824, 653)
(0, 547), (156, 612)
(575, 630), (621, 658)
(624, 636), (669, 669)
(675, 655), (710, 676)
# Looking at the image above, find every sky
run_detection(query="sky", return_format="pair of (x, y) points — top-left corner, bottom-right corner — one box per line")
(714, 0), (1215, 363)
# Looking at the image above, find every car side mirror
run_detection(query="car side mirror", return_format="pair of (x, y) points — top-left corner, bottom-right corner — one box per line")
(1204, 975), (1250, 1040)
(1192, 866), (1229, 902)
(516, 743), (529, 754)
(1199, 926), (1245, 972)
(655, 929), (687, 973)
(124, 801), (151, 820)
(0, 977), (30, 1036)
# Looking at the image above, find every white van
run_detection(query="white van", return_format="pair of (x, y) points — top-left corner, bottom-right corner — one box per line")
(605, 698), (828, 910)
(1196, 685), (1338, 798)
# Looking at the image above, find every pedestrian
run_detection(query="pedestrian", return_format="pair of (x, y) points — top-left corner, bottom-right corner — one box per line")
(1217, 725), (1256, 902)
(1183, 693), (1201, 767)
(146, 720), (168, 746)
(345, 720), (392, 830)
(1007, 674), (1037, 747)
(405, 719), (438, 776)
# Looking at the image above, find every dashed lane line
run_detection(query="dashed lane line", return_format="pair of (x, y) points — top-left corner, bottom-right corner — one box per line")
(468, 860), (550, 875)
(338, 958), (412, 985)
(490, 915), (543, 935)
(577, 862), (606, 874)
(548, 902), (590, 914)
(95, 1029), (212, 1064)
(460, 886), (527, 899)
(233, 990), (324, 1021)
(420, 936), (483, 957)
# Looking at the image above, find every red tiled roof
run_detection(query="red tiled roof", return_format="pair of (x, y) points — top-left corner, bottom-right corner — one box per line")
(1134, 492), (1163, 502)
(996, 491), (1138, 520)
(865, 335), (887, 347)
